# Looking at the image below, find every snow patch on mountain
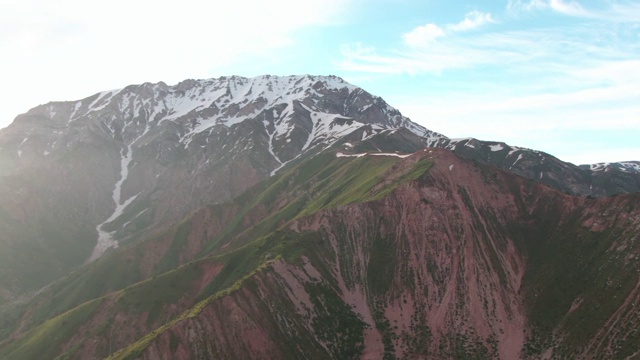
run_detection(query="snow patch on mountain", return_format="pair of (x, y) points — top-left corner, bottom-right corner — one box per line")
(511, 154), (525, 168)
(589, 161), (640, 174)
(310, 112), (361, 143)
(89, 126), (149, 262)
(336, 152), (411, 158)
(370, 152), (412, 158)
(68, 102), (82, 123)
(508, 147), (522, 156)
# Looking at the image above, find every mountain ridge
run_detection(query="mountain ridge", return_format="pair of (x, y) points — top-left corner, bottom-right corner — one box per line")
(1, 148), (638, 359)
(0, 74), (639, 359)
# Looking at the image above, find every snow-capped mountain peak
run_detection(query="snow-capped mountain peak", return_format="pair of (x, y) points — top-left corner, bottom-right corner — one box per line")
(0, 74), (446, 260)
(5, 75), (442, 165)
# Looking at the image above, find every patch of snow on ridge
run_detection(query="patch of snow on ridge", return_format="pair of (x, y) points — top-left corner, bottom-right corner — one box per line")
(511, 154), (525, 167)
(89, 127), (148, 262)
(621, 162), (640, 173)
(369, 152), (411, 158)
(336, 152), (411, 158)
(301, 115), (318, 152)
(88, 90), (114, 110)
(162, 85), (215, 122)
(313, 112), (360, 140)
(508, 147), (522, 156)
(490, 144), (504, 152)
(589, 161), (640, 174)
(336, 152), (367, 158)
(85, 90), (119, 116)
(265, 120), (286, 176)
(444, 138), (470, 151)
(68, 101), (82, 123)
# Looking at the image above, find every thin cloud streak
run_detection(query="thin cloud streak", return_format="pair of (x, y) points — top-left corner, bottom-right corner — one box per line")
(402, 11), (495, 49)
(341, 19), (636, 75)
(447, 11), (496, 32)
(507, 0), (640, 22)
(507, 0), (592, 17)
(396, 95), (640, 164)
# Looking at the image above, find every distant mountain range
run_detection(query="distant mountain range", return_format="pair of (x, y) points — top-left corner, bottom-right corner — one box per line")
(0, 75), (638, 359)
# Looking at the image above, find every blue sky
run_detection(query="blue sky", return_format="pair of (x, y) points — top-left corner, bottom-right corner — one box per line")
(1, 0), (638, 164)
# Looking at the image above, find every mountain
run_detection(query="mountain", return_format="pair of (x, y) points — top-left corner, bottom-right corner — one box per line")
(0, 75), (443, 302)
(0, 75), (639, 359)
(1, 149), (638, 360)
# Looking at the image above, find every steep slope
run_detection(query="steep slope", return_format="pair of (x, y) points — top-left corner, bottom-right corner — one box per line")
(0, 75), (443, 303)
(2, 149), (638, 360)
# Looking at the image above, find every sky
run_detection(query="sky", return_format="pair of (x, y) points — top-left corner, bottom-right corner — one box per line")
(1, 0), (638, 165)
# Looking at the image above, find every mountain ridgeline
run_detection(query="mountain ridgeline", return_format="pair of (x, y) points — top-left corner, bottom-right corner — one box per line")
(0, 75), (638, 359)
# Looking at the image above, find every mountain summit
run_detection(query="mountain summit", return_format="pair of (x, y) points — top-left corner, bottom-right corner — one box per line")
(0, 75), (444, 296)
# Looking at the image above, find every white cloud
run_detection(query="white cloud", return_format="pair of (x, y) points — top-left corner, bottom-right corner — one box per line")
(447, 11), (495, 32)
(607, 2), (640, 22)
(402, 11), (494, 49)
(507, 0), (592, 17)
(340, 41), (477, 74)
(0, 0), (353, 128)
(547, 0), (591, 16)
(341, 27), (564, 75)
(507, 0), (640, 23)
(403, 24), (445, 47)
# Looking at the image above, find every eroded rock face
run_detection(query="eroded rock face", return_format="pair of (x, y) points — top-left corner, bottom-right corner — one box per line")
(9, 149), (635, 360)
(129, 151), (640, 360)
